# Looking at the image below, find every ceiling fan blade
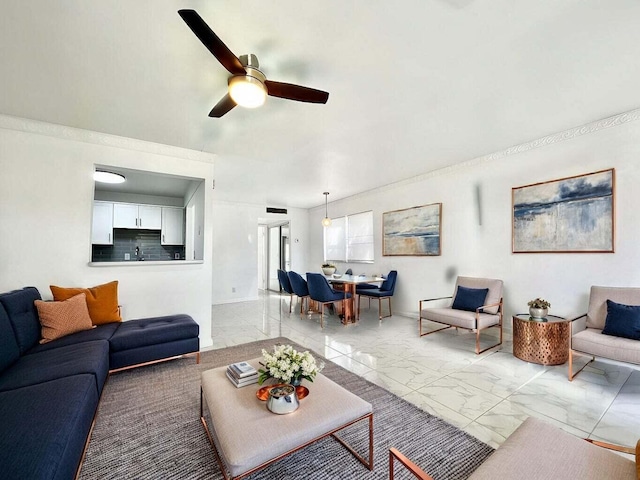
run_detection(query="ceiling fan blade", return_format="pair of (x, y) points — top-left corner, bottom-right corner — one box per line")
(209, 94), (237, 118)
(264, 80), (329, 104)
(178, 9), (245, 75)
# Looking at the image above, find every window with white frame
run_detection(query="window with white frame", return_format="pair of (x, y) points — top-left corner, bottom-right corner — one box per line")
(324, 211), (374, 263)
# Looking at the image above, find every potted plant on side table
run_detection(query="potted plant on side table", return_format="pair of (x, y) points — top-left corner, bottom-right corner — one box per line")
(528, 298), (551, 319)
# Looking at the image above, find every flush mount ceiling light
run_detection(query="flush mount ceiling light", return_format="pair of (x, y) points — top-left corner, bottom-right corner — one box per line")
(94, 170), (126, 184)
(322, 192), (332, 227)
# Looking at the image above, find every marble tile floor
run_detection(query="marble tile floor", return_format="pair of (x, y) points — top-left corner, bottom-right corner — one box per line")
(209, 291), (640, 450)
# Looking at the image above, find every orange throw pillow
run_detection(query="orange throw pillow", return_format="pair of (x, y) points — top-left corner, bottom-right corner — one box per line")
(36, 293), (94, 344)
(50, 281), (121, 325)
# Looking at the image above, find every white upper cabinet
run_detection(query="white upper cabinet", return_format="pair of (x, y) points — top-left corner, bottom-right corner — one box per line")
(113, 203), (161, 229)
(161, 207), (185, 245)
(92, 201), (113, 244)
(138, 205), (162, 229)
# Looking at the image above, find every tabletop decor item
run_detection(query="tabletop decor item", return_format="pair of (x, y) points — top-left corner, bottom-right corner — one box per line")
(321, 263), (336, 275)
(266, 384), (300, 414)
(528, 297), (551, 319)
(258, 344), (324, 387)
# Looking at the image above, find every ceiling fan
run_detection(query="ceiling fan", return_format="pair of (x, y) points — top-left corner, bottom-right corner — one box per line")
(178, 9), (330, 118)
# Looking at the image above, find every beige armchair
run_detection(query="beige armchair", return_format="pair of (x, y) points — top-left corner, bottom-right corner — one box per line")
(569, 285), (640, 380)
(419, 276), (503, 354)
(389, 417), (639, 480)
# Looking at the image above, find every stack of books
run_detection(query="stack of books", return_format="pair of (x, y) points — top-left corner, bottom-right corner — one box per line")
(226, 361), (259, 388)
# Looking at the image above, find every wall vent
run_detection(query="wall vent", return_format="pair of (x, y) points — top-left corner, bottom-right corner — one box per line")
(266, 207), (287, 214)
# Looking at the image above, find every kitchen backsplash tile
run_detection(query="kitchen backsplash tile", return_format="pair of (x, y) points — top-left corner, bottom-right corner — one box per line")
(92, 229), (185, 262)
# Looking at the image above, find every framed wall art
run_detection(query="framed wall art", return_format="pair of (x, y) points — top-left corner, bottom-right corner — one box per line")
(383, 203), (442, 256)
(512, 168), (614, 253)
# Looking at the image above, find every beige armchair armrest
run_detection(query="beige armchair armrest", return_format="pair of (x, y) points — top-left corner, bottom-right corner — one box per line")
(476, 300), (502, 313)
(389, 448), (434, 480)
(420, 296), (453, 303)
(569, 313), (587, 337)
(419, 296), (452, 311)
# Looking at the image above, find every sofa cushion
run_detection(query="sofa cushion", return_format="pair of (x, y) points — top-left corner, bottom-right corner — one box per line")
(109, 314), (199, 352)
(452, 286), (489, 312)
(469, 417), (636, 480)
(0, 303), (20, 373)
(27, 322), (120, 355)
(0, 374), (99, 480)
(420, 307), (501, 330)
(35, 293), (95, 344)
(0, 287), (42, 354)
(50, 280), (121, 325)
(587, 286), (640, 330)
(0, 340), (110, 395)
(572, 328), (640, 365)
(110, 337), (200, 370)
(602, 300), (640, 341)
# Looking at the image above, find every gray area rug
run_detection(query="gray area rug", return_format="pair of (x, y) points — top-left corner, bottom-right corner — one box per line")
(80, 337), (493, 479)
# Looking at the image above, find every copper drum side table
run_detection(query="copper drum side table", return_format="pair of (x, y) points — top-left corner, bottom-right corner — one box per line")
(512, 314), (570, 365)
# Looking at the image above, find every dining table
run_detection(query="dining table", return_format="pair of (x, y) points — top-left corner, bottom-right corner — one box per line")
(325, 274), (384, 324)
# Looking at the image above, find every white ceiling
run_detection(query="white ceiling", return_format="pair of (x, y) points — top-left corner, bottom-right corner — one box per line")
(2, 1), (640, 208)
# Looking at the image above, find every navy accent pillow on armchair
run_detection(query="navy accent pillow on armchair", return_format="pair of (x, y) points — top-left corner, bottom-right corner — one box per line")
(452, 286), (489, 312)
(602, 299), (640, 340)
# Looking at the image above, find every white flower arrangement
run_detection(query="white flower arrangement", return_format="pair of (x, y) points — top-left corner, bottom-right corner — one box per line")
(258, 344), (324, 385)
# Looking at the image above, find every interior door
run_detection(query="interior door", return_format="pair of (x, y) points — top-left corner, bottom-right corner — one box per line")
(268, 226), (281, 291)
(267, 222), (290, 292)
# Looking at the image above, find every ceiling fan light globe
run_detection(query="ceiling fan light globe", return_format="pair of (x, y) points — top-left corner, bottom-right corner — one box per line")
(228, 75), (267, 108)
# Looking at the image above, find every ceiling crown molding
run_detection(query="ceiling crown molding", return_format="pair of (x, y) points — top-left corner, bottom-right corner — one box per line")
(484, 108), (640, 163)
(0, 114), (216, 164)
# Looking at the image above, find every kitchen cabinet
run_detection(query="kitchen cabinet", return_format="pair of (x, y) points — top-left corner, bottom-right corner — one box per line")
(92, 201), (113, 244)
(113, 203), (161, 229)
(161, 207), (184, 245)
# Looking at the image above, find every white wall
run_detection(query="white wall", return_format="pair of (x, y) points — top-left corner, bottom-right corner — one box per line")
(0, 116), (215, 348)
(308, 110), (640, 322)
(211, 201), (309, 304)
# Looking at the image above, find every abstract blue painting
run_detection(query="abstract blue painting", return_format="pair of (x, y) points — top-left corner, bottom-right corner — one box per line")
(383, 203), (442, 256)
(512, 169), (614, 252)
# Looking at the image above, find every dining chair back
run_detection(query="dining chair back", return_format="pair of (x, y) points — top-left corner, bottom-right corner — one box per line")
(357, 270), (398, 320)
(307, 273), (352, 328)
(287, 271), (310, 316)
(277, 269), (294, 313)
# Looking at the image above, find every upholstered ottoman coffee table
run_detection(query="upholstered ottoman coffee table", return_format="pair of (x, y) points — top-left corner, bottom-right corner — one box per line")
(200, 359), (373, 479)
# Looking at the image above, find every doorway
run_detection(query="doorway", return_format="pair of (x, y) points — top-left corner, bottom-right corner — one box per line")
(261, 222), (290, 292)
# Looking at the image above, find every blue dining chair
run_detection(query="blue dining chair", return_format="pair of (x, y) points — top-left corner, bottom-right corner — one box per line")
(306, 273), (352, 328)
(277, 269), (295, 313)
(357, 270), (397, 320)
(287, 271), (310, 316)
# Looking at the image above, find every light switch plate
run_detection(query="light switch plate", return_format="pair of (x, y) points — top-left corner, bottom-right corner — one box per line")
(124, 253), (130, 260)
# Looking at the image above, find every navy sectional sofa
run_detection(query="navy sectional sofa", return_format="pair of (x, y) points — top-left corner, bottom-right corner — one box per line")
(0, 287), (200, 480)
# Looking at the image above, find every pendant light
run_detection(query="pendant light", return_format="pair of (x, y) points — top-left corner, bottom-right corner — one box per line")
(322, 192), (332, 227)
